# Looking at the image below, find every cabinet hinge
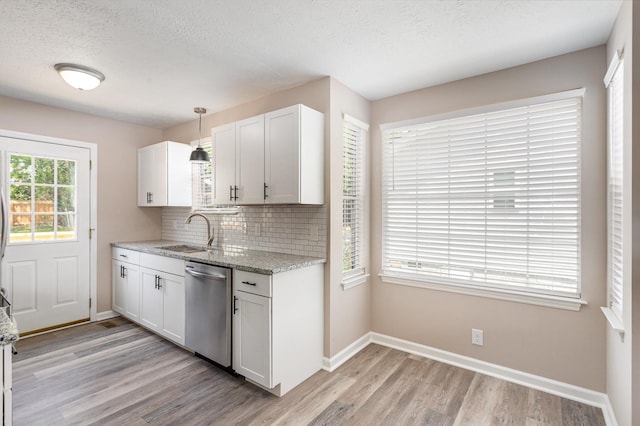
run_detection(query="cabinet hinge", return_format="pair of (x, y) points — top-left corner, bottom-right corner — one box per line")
(89, 160), (92, 170)
(89, 298), (92, 308)
(89, 228), (95, 239)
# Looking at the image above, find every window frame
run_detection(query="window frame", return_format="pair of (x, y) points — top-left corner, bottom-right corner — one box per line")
(380, 89), (587, 311)
(602, 50), (625, 334)
(342, 113), (370, 289)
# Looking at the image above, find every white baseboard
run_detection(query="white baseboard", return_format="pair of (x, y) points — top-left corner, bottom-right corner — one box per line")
(96, 310), (120, 321)
(322, 333), (371, 372)
(323, 331), (615, 425)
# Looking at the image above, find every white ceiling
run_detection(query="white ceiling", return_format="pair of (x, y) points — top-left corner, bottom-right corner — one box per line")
(0, 0), (622, 129)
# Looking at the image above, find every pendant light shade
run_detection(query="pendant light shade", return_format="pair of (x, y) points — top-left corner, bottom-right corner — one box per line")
(190, 146), (210, 162)
(190, 107), (210, 163)
(54, 63), (104, 90)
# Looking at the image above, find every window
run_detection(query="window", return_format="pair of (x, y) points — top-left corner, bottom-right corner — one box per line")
(8, 154), (77, 242)
(605, 52), (624, 322)
(381, 90), (583, 301)
(191, 137), (213, 211)
(342, 114), (369, 284)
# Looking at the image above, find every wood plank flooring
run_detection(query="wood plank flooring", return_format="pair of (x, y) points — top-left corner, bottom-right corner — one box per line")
(12, 318), (606, 425)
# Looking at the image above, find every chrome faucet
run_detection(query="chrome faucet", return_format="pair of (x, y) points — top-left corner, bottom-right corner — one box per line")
(185, 213), (214, 249)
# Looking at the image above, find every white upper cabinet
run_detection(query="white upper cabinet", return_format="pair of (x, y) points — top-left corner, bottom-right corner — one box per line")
(212, 123), (237, 205)
(265, 105), (324, 204)
(212, 104), (324, 206)
(237, 115), (266, 205)
(138, 141), (192, 207)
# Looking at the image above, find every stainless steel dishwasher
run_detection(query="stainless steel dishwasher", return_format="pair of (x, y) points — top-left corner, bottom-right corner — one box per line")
(185, 261), (232, 367)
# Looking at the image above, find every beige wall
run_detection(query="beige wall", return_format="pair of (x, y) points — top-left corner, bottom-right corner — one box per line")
(326, 78), (371, 357)
(0, 95), (163, 313)
(370, 47), (607, 391)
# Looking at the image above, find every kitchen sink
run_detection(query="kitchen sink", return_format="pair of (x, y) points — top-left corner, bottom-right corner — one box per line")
(158, 244), (209, 254)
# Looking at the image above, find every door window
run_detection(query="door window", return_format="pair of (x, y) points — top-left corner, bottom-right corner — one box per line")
(8, 154), (77, 243)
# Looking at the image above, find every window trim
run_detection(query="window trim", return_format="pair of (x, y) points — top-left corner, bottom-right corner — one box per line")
(341, 113), (369, 290)
(380, 89), (586, 309)
(602, 49), (625, 335)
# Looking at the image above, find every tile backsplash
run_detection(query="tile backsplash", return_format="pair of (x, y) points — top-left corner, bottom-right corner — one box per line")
(161, 206), (327, 258)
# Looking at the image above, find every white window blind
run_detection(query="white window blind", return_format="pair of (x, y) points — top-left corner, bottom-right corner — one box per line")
(343, 114), (368, 276)
(191, 138), (213, 211)
(606, 55), (624, 319)
(382, 93), (582, 298)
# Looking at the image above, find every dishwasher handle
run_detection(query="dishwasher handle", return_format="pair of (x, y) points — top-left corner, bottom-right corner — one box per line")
(185, 268), (227, 280)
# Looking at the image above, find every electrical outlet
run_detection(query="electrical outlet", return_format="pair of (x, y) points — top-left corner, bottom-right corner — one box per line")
(472, 329), (484, 346)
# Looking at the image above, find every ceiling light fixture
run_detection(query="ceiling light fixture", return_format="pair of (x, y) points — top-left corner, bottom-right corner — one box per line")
(190, 107), (210, 163)
(54, 63), (105, 90)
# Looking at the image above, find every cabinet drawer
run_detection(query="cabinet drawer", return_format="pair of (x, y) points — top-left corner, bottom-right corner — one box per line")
(112, 248), (140, 264)
(140, 253), (185, 276)
(234, 270), (271, 297)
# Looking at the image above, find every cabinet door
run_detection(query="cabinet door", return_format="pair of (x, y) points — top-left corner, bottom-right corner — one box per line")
(232, 290), (272, 388)
(160, 272), (185, 345)
(140, 268), (163, 333)
(124, 263), (141, 321)
(265, 105), (300, 204)
(112, 260), (127, 315)
(137, 143), (168, 206)
(213, 123), (237, 205)
(236, 115), (265, 205)
(2, 344), (10, 425)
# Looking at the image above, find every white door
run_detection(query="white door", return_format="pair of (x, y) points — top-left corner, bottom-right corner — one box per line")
(236, 115), (265, 205)
(160, 272), (184, 345)
(0, 136), (91, 334)
(265, 105), (300, 204)
(140, 267), (162, 333)
(232, 289), (272, 388)
(212, 123), (237, 205)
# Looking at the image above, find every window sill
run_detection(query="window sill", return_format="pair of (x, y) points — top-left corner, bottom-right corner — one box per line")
(600, 307), (625, 336)
(379, 273), (587, 311)
(342, 273), (370, 290)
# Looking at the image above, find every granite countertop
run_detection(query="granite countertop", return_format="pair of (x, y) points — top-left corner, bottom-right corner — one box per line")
(0, 308), (18, 346)
(111, 240), (326, 275)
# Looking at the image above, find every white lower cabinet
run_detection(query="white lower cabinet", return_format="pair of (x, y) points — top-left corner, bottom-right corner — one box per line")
(112, 249), (185, 346)
(139, 254), (185, 345)
(233, 290), (272, 387)
(2, 343), (12, 425)
(232, 264), (323, 396)
(112, 248), (141, 322)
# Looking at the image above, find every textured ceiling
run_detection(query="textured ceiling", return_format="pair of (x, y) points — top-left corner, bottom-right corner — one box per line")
(0, 0), (622, 129)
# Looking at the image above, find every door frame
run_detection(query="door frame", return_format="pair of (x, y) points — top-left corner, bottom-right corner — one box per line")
(0, 129), (98, 322)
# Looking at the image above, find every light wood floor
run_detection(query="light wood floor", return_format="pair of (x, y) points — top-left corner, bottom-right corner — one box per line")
(13, 318), (605, 425)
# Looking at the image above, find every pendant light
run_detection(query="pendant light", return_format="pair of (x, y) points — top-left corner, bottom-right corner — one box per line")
(190, 107), (210, 163)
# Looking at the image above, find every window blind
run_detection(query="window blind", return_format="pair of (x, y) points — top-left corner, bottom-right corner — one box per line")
(343, 115), (367, 276)
(382, 94), (582, 298)
(191, 138), (213, 211)
(606, 57), (624, 319)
